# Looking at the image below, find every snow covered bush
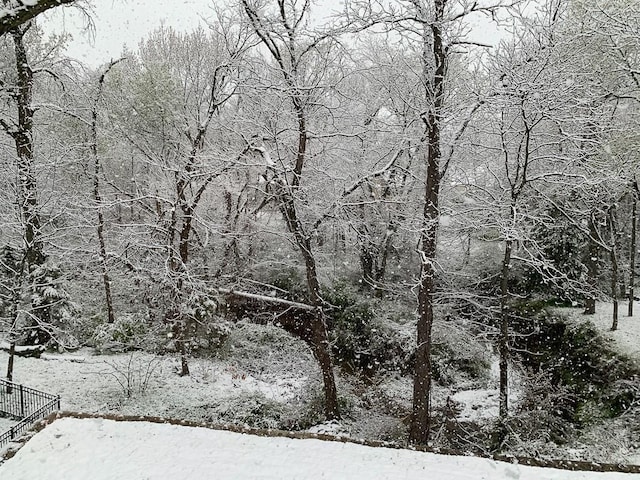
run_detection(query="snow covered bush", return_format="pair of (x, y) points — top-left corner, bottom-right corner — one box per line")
(100, 352), (162, 398)
(323, 283), (412, 376)
(4, 258), (80, 348)
(214, 391), (289, 429)
(94, 313), (154, 353)
(177, 291), (232, 354)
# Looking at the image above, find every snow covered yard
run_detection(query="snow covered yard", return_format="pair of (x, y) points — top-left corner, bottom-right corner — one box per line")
(0, 348), (309, 426)
(0, 322), (318, 428)
(558, 301), (640, 365)
(0, 416), (14, 433)
(0, 416), (635, 480)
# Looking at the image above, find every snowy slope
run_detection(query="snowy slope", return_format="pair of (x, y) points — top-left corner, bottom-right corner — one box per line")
(0, 417), (634, 480)
(558, 301), (640, 364)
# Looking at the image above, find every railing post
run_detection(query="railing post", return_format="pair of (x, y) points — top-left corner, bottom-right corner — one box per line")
(10, 424), (15, 440)
(57, 395), (61, 410)
(19, 384), (25, 417)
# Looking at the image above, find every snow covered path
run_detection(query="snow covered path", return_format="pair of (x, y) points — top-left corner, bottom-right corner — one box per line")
(0, 417), (635, 480)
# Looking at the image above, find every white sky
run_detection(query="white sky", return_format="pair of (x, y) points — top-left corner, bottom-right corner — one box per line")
(41, 0), (345, 67)
(40, 0), (505, 68)
(41, 0), (233, 66)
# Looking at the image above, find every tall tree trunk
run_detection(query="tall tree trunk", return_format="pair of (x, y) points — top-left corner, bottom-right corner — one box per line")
(610, 206), (619, 331)
(11, 26), (43, 270)
(0, 25), (47, 351)
(629, 190), (637, 317)
(280, 186), (340, 419)
(242, 0), (339, 420)
(409, 4), (446, 444)
(495, 228), (514, 449)
(91, 60), (122, 325)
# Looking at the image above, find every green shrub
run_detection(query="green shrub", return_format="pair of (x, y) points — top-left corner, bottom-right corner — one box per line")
(323, 282), (412, 376)
(511, 307), (640, 430)
(94, 313), (153, 353)
(214, 391), (289, 429)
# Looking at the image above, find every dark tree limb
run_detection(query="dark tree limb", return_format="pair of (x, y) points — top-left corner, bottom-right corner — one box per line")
(0, 0), (75, 36)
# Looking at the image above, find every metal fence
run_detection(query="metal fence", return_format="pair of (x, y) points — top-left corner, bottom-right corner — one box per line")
(0, 379), (60, 447)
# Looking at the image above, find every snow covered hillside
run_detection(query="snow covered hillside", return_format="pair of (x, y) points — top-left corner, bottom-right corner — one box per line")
(0, 417), (635, 480)
(558, 302), (640, 364)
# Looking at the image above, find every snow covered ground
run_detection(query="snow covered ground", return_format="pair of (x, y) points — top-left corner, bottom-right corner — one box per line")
(1, 304), (639, 474)
(0, 416), (14, 433)
(0, 417), (634, 480)
(0, 328), (314, 423)
(557, 301), (640, 364)
(0, 322), (511, 443)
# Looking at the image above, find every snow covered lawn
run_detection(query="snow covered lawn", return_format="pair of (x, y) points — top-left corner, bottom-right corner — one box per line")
(0, 416), (14, 433)
(557, 301), (640, 364)
(0, 417), (635, 480)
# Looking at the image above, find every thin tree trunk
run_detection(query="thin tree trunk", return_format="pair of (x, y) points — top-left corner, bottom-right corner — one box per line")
(281, 197), (340, 419)
(5, 278), (23, 392)
(584, 214), (599, 315)
(629, 191), (637, 317)
(495, 233), (514, 450)
(91, 60), (122, 325)
(610, 206), (619, 331)
(6, 341), (15, 390)
(241, 0), (339, 420)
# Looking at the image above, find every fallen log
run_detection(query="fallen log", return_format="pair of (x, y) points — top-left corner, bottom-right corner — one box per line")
(219, 287), (317, 342)
(217, 288), (316, 311)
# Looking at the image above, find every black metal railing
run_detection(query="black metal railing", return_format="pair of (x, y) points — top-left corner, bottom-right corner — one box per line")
(0, 379), (60, 447)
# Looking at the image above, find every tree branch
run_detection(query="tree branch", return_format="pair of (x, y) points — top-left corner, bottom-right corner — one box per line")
(0, 0), (76, 36)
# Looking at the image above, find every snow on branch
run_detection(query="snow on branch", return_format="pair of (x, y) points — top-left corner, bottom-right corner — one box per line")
(0, 0), (75, 36)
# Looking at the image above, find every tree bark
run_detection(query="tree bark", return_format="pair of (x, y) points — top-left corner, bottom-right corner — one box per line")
(279, 190), (340, 419)
(629, 190), (637, 317)
(409, 2), (446, 445)
(6, 341), (15, 391)
(10, 26), (44, 270)
(0, 26), (47, 353)
(91, 60), (123, 325)
(494, 231), (514, 450)
(0, 0), (75, 36)
(610, 206), (619, 331)
(241, 0), (340, 420)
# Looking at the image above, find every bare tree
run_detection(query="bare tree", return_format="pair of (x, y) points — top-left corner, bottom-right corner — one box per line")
(240, 0), (341, 419)
(90, 59), (125, 325)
